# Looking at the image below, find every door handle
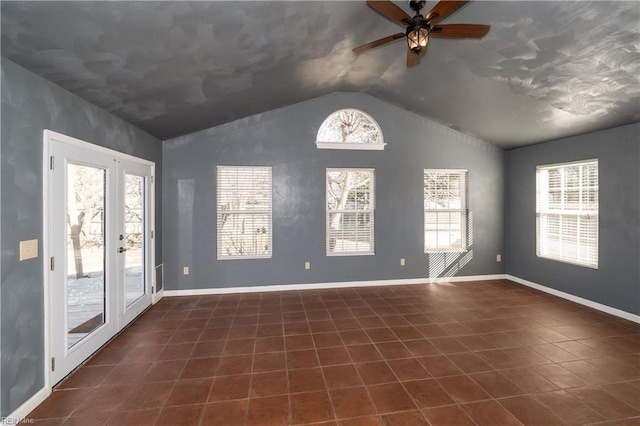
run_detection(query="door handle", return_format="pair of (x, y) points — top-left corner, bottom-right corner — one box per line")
(118, 247), (128, 253)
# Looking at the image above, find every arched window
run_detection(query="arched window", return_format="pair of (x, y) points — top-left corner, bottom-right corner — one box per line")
(316, 109), (385, 150)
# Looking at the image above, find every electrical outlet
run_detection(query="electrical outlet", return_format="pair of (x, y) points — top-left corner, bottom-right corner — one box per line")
(183, 266), (190, 275)
(496, 254), (502, 262)
(304, 261), (310, 270)
(400, 258), (406, 266)
(19, 239), (38, 261)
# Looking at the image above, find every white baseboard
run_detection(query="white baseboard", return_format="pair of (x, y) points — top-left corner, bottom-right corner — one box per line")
(163, 274), (507, 297)
(2, 386), (50, 425)
(507, 274), (640, 324)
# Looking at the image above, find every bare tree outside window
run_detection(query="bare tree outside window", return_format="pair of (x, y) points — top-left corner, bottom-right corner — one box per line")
(124, 175), (144, 246)
(67, 165), (105, 279)
(316, 109), (385, 150)
(326, 168), (375, 255)
(66, 163), (107, 347)
(66, 167), (145, 278)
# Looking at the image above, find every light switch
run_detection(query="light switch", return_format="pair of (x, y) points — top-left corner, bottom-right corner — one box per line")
(304, 262), (310, 270)
(400, 258), (406, 266)
(20, 239), (38, 261)
(183, 266), (190, 275)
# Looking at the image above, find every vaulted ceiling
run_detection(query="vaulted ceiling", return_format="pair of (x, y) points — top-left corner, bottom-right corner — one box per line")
(2, 1), (639, 148)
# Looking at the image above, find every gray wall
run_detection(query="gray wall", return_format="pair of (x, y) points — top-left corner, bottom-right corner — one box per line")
(0, 58), (162, 417)
(506, 123), (640, 315)
(163, 92), (505, 291)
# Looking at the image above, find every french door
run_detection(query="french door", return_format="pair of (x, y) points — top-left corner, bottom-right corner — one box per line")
(46, 131), (154, 385)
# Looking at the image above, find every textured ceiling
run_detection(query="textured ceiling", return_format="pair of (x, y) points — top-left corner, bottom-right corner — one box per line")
(2, 1), (639, 148)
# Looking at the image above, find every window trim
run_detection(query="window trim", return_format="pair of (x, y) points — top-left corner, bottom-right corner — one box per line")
(536, 159), (599, 269)
(315, 142), (386, 151)
(326, 167), (376, 256)
(424, 168), (469, 253)
(216, 165), (273, 260)
(316, 109), (386, 151)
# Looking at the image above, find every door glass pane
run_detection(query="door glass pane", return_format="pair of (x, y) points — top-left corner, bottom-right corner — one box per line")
(67, 164), (106, 348)
(125, 174), (145, 307)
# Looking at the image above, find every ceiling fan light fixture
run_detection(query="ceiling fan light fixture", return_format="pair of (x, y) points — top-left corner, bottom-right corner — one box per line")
(353, 0), (491, 67)
(407, 26), (429, 53)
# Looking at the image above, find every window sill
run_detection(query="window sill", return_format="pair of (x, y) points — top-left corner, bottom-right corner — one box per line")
(316, 142), (386, 151)
(217, 255), (272, 261)
(536, 254), (598, 269)
(327, 252), (376, 257)
(425, 250), (468, 254)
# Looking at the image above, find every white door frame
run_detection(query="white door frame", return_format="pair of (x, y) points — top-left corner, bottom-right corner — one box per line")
(43, 129), (155, 389)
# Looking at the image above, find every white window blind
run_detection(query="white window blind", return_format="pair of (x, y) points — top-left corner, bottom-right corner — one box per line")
(424, 170), (468, 252)
(217, 166), (272, 259)
(536, 160), (598, 268)
(326, 168), (375, 255)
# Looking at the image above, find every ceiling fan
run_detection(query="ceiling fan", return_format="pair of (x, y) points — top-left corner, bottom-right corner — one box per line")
(353, 0), (490, 67)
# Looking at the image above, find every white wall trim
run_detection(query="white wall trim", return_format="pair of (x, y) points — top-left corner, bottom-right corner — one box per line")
(153, 263), (164, 304)
(44, 130), (154, 167)
(507, 274), (640, 324)
(2, 387), (50, 425)
(41, 131), (53, 399)
(153, 289), (164, 304)
(315, 141), (386, 150)
(163, 274), (507, 297)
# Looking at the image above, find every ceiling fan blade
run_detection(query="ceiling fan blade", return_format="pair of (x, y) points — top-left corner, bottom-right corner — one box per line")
(366, 0), (414, 27)
(406, 49), (423, 67)
(353, 33), (405, 54)
(424, 1), (468, 26)
(430, 24), (490, 38)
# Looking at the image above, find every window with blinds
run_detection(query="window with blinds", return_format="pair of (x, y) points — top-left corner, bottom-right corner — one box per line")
(536, 160), (598, 268)
(326, 168), (375, 255)
(424, 170), (468, 252)
(217, 166), (272, 259)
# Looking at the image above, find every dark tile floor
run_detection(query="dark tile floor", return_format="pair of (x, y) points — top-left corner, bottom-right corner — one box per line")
(28, 279), (640, 425)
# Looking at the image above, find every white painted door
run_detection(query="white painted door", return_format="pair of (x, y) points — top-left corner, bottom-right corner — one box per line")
(47, 131), (154, 385)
